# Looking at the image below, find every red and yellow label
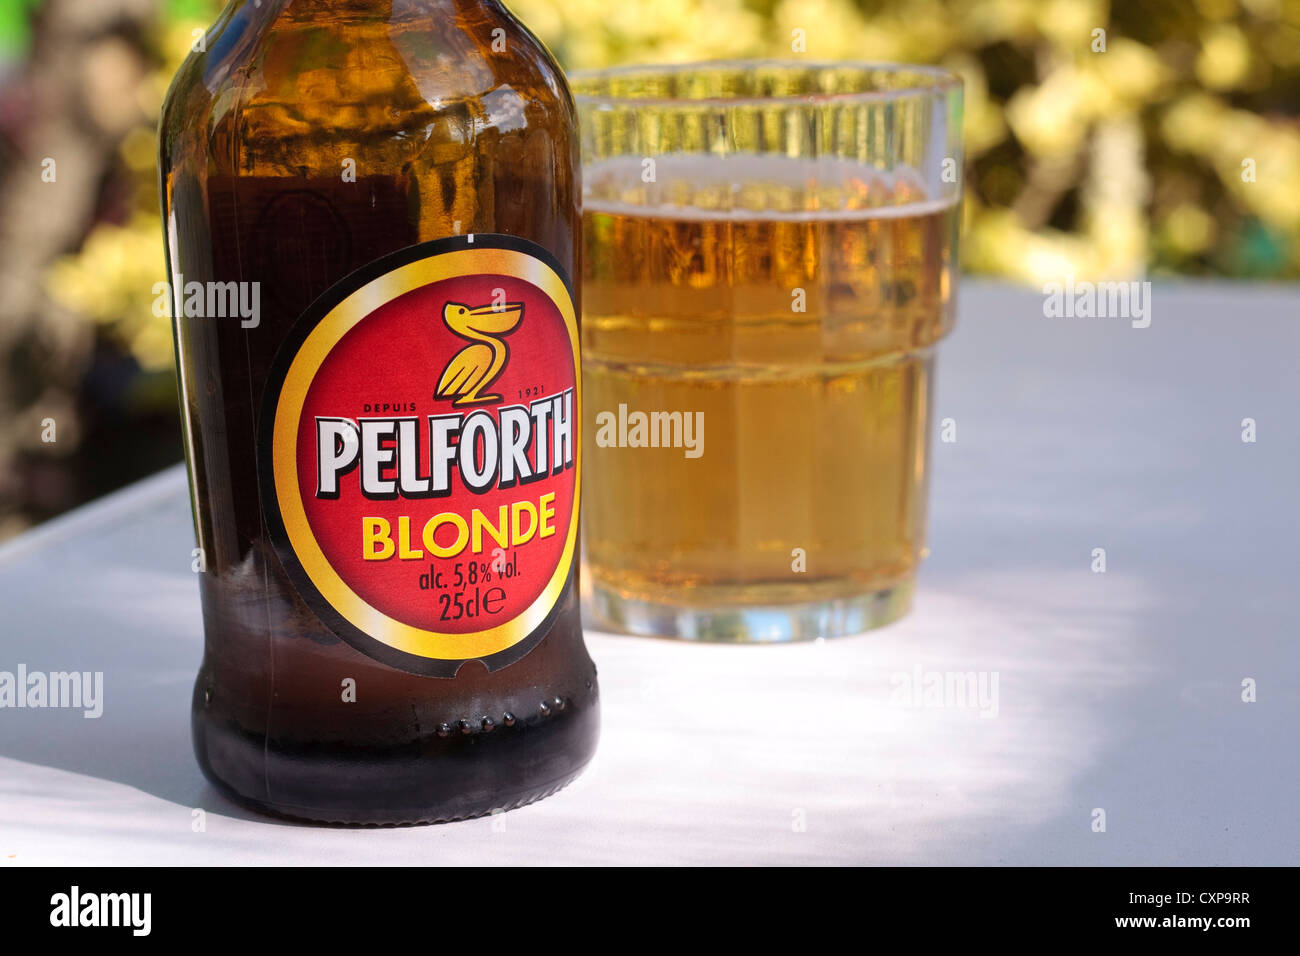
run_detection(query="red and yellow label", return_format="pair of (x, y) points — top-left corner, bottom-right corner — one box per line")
(259, 235), (579, 677)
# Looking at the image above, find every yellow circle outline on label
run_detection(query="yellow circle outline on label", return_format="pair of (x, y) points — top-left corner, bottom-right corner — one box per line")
(271, 247), (580, 661)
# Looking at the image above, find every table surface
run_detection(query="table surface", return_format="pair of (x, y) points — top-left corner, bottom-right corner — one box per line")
(1, 280), (1297, 865)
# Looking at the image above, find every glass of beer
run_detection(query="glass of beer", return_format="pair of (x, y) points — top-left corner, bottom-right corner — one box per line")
(574, 62), (962, 642)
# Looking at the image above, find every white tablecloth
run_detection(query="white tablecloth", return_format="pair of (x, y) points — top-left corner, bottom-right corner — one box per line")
(1, 281), (1297, 864)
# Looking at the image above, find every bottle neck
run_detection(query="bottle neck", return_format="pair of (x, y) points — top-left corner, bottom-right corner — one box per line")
(219, 0), (507, 32)
(272, 0), (496, 13)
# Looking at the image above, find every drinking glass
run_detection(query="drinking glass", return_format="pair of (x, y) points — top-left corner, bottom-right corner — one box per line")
(573, 61), (963, 641)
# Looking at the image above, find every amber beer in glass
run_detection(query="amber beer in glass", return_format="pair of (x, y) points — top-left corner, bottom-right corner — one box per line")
(574, 63), (962, 641)
(159, 0), (597, 823)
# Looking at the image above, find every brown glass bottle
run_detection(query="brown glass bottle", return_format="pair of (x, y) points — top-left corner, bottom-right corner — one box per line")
(159, 0), (597, 824)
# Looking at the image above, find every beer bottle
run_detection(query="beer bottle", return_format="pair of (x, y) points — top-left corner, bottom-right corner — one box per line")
(159, 0), (597, 824)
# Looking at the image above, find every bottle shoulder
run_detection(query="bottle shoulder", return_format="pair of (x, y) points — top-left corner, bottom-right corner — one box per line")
(160, 1), (575, 175)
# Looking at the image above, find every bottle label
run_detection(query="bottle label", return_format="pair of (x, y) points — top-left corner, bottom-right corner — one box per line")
(259, 235), (579, 677)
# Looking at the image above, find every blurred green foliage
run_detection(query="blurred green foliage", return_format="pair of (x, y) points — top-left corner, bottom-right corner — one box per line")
(508, 0), (1300, 283)
(0, 1), (40, 59)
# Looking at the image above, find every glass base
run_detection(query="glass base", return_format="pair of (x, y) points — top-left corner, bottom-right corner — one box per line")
(585, 577), (914, 643)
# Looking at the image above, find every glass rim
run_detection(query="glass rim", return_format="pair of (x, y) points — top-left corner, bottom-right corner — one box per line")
(570, 59), (962, 109)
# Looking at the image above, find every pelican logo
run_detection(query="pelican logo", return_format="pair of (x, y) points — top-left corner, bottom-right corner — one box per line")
(259, 234), (580, 677)
(436, 300), (524, 406)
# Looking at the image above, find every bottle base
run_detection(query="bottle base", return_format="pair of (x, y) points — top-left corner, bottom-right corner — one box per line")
(199, 761), (591, 827)
(193, 694), (599, 826)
